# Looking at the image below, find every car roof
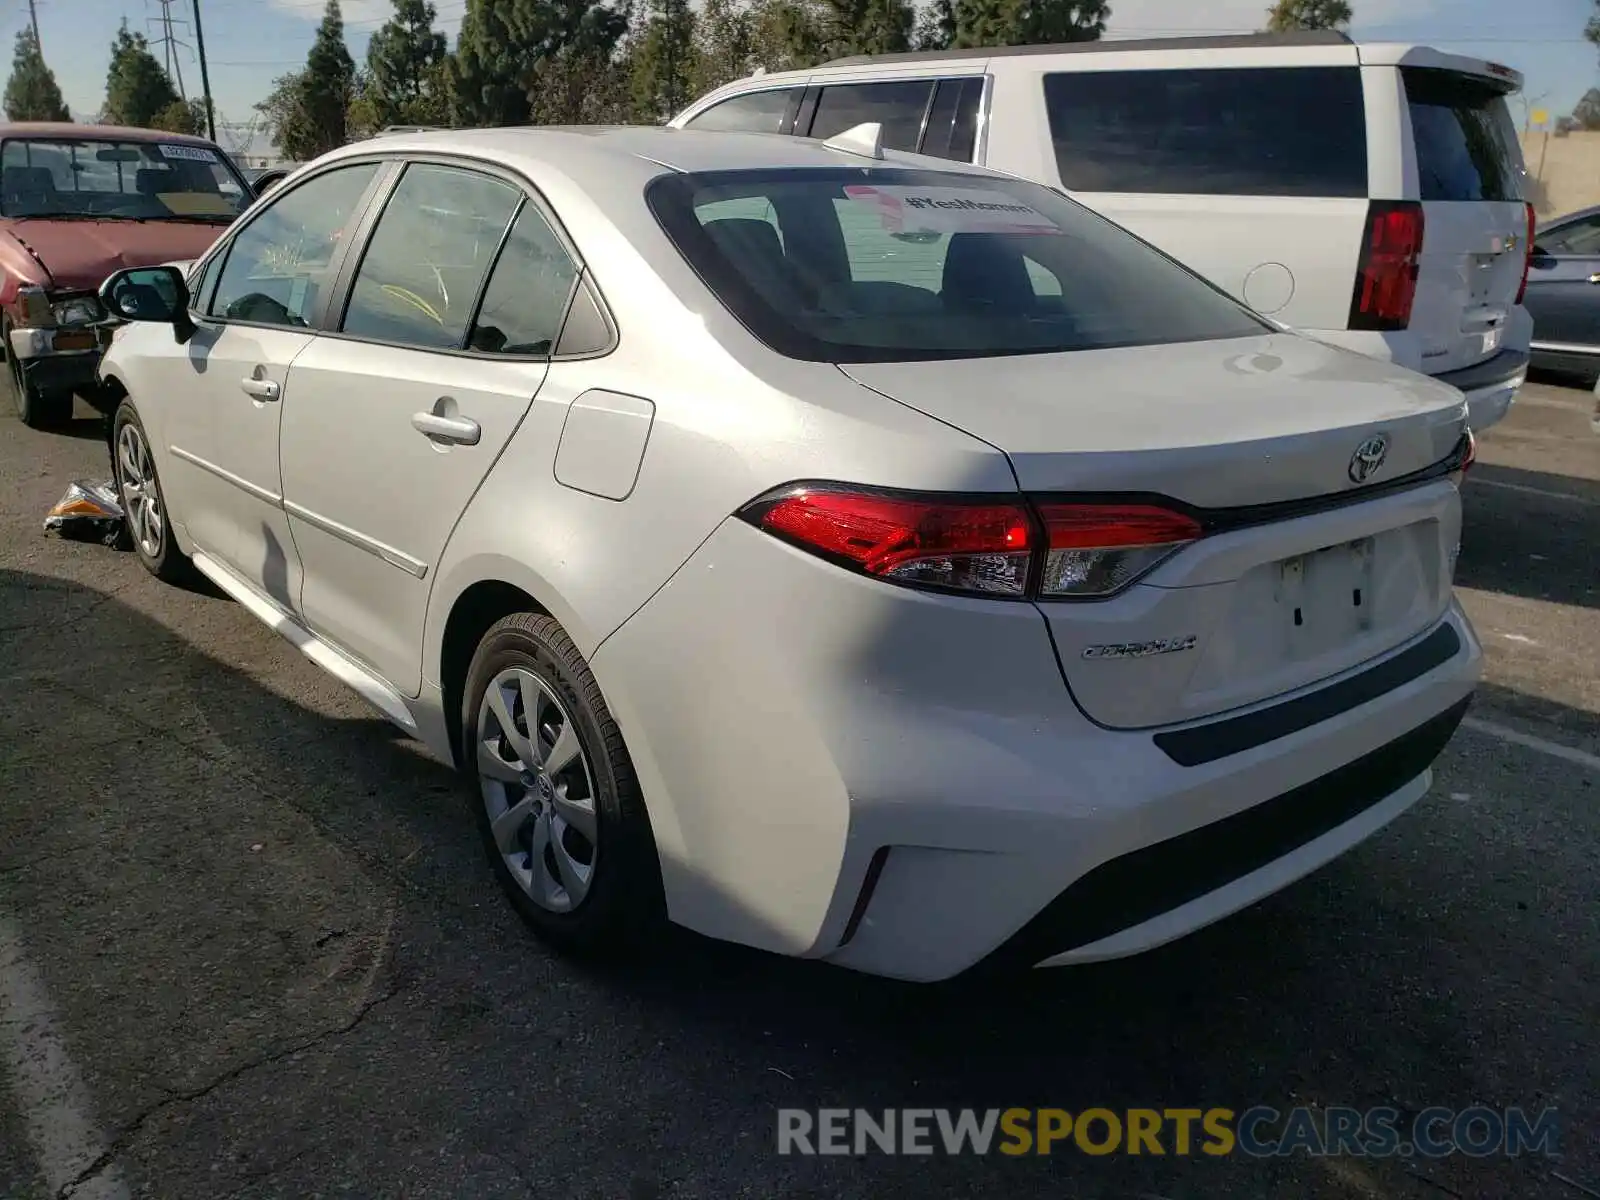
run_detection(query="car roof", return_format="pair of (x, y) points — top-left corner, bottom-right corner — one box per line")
(321, 124), (1020, 188)
(683, 35), (1521, 104)
(0, 121), (220, 146)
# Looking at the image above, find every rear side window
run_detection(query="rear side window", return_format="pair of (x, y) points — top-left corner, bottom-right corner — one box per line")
(683, 89), (798, 134)
(921, 78), (982, 162)
(1042, 67), (1368, 197)
(1403, 68), (1523, 203)
(807, 81), (934, 152)
(647, 167), (1268, 363)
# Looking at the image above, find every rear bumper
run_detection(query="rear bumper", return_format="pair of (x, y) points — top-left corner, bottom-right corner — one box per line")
(1435, 348), (1529, 432)
(593, 516), (1483, 982)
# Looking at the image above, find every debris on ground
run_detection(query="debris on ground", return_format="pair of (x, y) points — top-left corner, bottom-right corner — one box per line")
(43, 480), (127, 548)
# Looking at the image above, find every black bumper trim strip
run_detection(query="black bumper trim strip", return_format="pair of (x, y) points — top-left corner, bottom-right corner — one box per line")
(1153, 622), (1463, 767)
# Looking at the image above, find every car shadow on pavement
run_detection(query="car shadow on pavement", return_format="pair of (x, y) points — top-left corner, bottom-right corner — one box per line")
(0, 565), (1592, 1200)
(1459, 464), (1599, 610)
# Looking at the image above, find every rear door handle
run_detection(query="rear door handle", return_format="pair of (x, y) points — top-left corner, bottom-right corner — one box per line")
(1587, 273), (1600, 284)
(411, 411), (481, 445)
(240, 377), (280, 401)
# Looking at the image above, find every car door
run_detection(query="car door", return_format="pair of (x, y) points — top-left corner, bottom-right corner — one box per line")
(180, 160), (386, 605)
(1526, 211), (1600, 352)
(278, 161), (580, 695)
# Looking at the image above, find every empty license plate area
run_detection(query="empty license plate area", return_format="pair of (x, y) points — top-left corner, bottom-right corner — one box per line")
(1277, 538), (1376, 644)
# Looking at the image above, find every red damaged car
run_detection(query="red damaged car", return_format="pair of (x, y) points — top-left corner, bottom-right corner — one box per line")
(0, 122), (252, 428)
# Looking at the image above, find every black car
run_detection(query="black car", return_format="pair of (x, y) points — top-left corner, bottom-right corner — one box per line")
(1526, 204), (1600, 383)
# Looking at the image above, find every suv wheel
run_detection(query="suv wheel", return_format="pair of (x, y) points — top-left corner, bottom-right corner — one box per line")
(463, 612), (664, 954)
(112, 400), (189, 582)
(5, 320), (72, 429)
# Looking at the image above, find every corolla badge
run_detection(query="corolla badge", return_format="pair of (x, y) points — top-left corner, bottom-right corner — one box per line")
(1082, 635), (1197, 661)
(1348, 434), (1390, 484)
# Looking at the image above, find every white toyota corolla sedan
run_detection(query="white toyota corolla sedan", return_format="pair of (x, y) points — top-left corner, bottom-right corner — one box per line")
(95, 125), (1481, 982)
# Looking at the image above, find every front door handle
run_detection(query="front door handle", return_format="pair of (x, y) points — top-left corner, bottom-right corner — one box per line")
(411, 411), (481, 445)
(1588, 273), (1600, 284)
(240, 377), (280, 401)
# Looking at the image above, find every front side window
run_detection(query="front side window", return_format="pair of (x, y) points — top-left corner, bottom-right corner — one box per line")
(1539, 215), (1600, 257)
(683, 88), (798, 134)
(341, 164), (521, 350)
(210, 163), (379, 328)
(806, 81), (934, 152)
(1043, 67), (1368, 197)
(468, 204), (580, 356)
(648, 167), (1268, 363)
(1404, 68), (1524, 203)
(920, 78), (982, 162)
(0, 137), (251, 222)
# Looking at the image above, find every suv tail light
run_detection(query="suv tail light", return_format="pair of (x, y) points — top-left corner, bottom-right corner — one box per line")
(1515, 200), (1535, 305)
(741, 487), (1200, 600)
(1349, 201), (1425, 331)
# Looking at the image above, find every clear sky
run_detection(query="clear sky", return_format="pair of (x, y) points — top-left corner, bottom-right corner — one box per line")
(10, 0), (1599, 155)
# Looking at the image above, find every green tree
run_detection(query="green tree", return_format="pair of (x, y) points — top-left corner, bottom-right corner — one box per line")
(151, 97), (207, 134)
(1264, 0), (1352, 32)
(298, 0), (356, 154)
(529, 46), (637, 123)
(948, 0), (1104, 48)
(822, 0), (912, 56)
(632, 0), (695, 120)
(3, 28), (69, 122)
(1573, 87), (1600, 131)
(449, 0), (629, 127)
(103, 22), (183, 128)
(365, 0), (449, 127)
(256, 70), (318, 160)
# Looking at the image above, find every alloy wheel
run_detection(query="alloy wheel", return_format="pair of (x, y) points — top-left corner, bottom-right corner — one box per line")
(475, 666), (599, 913)
(116, 421), (164, 559)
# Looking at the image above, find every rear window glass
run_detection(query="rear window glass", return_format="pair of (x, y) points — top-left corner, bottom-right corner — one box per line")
(1042, 67), (1368, 197)
(1403, 68), (1523, 202)
(646, 167), (1268, 364)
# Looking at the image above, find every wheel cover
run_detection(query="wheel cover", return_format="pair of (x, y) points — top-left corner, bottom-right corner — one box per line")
(116, 422), (164, 559)
(475, 666), (598, 913)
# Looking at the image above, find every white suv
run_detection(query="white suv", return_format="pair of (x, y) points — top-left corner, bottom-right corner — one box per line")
(672, 32), (1534, 431)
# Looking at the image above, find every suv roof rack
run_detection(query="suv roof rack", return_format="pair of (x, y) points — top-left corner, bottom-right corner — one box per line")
(821, 30), (1354, 68)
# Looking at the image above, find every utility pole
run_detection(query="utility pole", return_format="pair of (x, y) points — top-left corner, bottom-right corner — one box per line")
(26, 0), (40, 50)
(192, 0), (216, 143)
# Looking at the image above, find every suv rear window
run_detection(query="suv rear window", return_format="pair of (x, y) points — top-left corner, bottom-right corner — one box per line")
(1042, 67), (1368, 198)
(646, 167), (1267, 363)
(1403, 68), (1523, 202)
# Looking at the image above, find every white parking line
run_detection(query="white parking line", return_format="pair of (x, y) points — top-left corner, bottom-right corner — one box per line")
(0, 916), (130, 1200)
(1462, 716), (1600, 773)
(1471, 478), (1598, 506)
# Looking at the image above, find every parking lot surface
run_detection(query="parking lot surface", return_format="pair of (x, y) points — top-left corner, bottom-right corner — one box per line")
(0, 377), (1595, 1200)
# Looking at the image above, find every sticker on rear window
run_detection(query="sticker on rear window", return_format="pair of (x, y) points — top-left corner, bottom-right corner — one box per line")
(158, 143), (219, 164)
(843, 185), (1059, 236)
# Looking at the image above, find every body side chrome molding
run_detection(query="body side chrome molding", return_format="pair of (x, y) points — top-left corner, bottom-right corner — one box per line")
(283, 500), (428, 579)
(168, 444), (281, 505)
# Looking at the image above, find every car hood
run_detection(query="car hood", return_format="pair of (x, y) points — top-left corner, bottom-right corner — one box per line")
(4, 219), (228, 292)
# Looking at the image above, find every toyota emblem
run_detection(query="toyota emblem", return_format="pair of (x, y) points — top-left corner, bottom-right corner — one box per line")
(1348, 434), (1390, 484)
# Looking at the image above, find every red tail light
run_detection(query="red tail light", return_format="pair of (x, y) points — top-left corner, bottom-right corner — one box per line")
(743, 488), (1201, 599)
(1515, 200), (1535, 305)
(1349, 201), (1425, 331)
(1034, 503), (1203, 597)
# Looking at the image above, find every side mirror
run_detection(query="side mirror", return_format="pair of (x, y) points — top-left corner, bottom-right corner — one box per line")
(99, 266), (196, 344)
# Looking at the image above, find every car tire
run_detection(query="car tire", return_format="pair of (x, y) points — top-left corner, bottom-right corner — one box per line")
(463, 612), (665, 956)
(5, 320), (73, 429)
(111, 400), (190, 582)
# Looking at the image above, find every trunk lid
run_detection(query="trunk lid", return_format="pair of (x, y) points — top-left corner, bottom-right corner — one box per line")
(1399, 65), (1529, 377)
(842, 332), (1468, 728)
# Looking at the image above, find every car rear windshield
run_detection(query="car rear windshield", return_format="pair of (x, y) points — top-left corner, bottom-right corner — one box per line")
(0, 137), (249, 222)
(1403, 68), (1524, 203)
(646, 167), (1269, 364)
(1041, 67), (1369, 197)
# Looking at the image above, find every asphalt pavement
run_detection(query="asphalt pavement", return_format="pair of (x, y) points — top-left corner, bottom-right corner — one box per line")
(0, 375), (1595, 1200)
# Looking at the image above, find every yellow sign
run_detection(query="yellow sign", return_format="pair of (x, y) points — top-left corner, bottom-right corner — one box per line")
(1531, 108), (1550, 126)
